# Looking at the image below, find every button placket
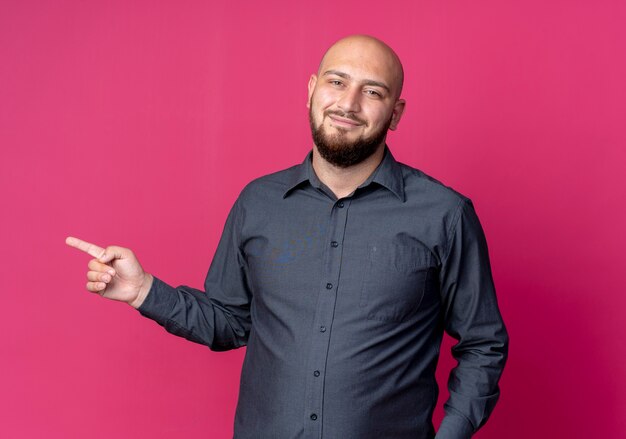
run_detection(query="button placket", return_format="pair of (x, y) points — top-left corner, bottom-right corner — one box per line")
(303, 198), (351, 438)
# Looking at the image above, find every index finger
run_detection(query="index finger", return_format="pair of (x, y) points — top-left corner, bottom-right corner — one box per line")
(65, 236), (106, 259)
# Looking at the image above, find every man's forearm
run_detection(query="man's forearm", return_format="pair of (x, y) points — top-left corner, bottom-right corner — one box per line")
(436, 412), (475, 439)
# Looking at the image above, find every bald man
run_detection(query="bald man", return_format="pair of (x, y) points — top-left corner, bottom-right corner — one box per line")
(68, 35), (508, 439)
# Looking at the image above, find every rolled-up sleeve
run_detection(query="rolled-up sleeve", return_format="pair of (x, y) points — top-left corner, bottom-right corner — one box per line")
(436, 199), (509, 438)
(137, 198), (252, 352)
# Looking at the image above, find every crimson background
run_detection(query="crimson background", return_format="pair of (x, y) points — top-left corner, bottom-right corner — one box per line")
(1, 1), (625, 437)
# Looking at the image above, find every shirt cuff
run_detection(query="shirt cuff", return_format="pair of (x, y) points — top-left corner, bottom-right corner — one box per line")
(435, 413), (474, 439)
(136, 276), (178, 324)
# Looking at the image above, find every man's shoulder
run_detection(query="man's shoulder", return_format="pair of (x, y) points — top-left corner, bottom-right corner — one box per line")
(237, 163), (304, 203)
(396, 160), (470, 208)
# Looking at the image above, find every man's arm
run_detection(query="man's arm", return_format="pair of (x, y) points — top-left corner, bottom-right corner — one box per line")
(137, 199), (252, 351)
(67, 198), (252, 351)
(436, 199), (509, 439)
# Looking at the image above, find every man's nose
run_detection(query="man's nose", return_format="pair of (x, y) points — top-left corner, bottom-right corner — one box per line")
(336, 87), (361, 113)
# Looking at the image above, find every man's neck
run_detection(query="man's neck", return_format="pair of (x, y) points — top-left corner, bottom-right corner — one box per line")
(311, 145), (386, 199)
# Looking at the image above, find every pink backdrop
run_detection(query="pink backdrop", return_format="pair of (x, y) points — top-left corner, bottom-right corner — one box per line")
(2, 1), (625, 437)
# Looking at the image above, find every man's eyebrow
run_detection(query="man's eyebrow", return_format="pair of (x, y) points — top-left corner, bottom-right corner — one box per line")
(322, 70), (391, 93)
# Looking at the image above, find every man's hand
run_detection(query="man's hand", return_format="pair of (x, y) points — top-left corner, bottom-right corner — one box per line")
(65, 236), (153, 309)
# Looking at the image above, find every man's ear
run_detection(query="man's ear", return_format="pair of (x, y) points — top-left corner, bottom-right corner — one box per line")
(389, 99), (406, 131)
(307, 74), (318, 109)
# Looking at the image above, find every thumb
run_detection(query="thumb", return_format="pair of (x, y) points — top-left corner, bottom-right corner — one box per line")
(98, 246), (128, 264)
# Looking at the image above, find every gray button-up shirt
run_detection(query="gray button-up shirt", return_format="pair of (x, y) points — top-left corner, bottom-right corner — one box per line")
(138, 148), (508, 439)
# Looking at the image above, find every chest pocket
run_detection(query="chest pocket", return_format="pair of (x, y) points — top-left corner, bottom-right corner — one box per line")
(360, 240), (436, 323)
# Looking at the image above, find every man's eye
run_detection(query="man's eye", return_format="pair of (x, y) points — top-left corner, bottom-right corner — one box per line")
(330, 80), (343, 86)
(365, 90), (382, 98)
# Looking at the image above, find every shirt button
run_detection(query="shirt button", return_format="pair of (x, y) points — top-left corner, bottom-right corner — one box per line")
(320, 326), (326, 332)
(313, 370), (320, 377)
(337, 201), (344, 208)
(326, 283), (333, 290)
(310, 414), (318, 421)
(330, 241), (338, 248)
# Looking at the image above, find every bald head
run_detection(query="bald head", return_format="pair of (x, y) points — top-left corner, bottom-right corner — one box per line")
(306, 34), (407, 168)
(317, 35), (404, 99)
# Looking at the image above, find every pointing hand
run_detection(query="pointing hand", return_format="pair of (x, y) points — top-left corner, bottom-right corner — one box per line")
(65, 236), (153, 309)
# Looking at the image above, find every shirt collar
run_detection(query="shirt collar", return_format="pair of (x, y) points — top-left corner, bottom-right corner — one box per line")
(283, 147), (405, 202)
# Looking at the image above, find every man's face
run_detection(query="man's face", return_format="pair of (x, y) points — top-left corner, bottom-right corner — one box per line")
(307, 37), (405, 168)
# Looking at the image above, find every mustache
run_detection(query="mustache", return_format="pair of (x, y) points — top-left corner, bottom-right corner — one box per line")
(324, 110), (367, 126)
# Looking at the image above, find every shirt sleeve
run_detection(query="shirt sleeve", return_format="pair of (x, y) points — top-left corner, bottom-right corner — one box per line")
(435, 199), (509, 438)
(137, 198), (252, 352)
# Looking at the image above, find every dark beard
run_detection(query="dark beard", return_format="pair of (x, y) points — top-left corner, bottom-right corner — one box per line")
(309, 108), (391, 168)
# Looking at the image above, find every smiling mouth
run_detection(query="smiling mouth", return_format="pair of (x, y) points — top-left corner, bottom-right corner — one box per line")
(327, 114), (364, 128)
